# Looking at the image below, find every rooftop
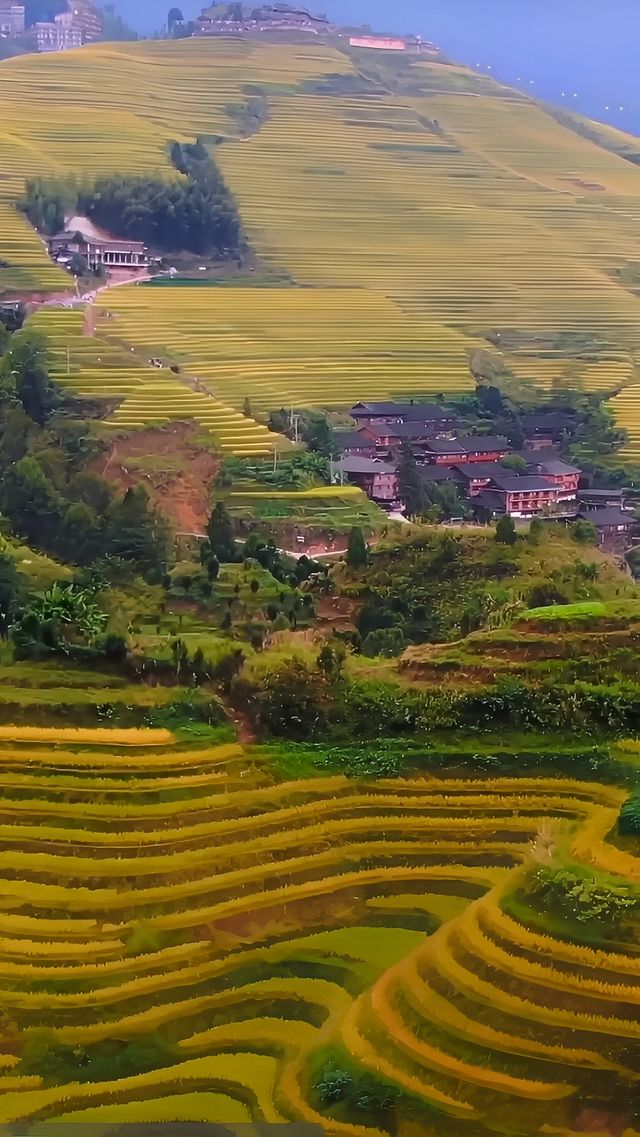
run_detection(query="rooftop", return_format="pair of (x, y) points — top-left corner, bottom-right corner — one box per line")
(454, 462), (508, 480)
(336, 456), (397, 474)
(489, 475), (558, 492)
(351, 401), (455, 421)
(526, 458), (580, 476)
(578, 508), (634, 527)
(577, 487), (624, 499)
(459, 435), (509, 452)
(333, 431), (374, 450)
(422, 438), (467, 455)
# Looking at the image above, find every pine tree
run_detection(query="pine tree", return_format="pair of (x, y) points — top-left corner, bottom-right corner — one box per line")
(346, 525), (368, 569)
(397, 440), (424, 518)
(495, 514), (517, 545)
(106, 485), (169, 577)
(206, 502), (236, 562)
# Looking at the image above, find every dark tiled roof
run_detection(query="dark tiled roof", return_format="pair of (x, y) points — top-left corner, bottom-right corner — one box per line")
(577, 488), (624, 499)
(454, 462), (508, 480)
(474, 490), (507, 512)
(420, 466), (465, 483)
(578, 508), (634, 527)
(522, 413), (576, 431)
(351, 401), (454, 421)
(368, 421), (436, 440)
(336, 457), (397, 475)
(423, 438), (467, 454)
(526, 459), (580, 476)
(458, 435), (509, 452)
(333, 432), (374, 450)
(490, 475), (557, 492)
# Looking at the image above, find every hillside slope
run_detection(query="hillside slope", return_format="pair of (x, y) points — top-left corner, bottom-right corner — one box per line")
(2, 39), (640, 445)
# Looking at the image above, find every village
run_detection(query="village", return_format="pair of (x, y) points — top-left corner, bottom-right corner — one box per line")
(333, 400), (637, 551)
(0, 0), (440, 54)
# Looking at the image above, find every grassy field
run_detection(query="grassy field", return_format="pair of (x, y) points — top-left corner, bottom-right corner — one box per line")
(0, 40), (639, 451)
(0, 717), (637, 1133)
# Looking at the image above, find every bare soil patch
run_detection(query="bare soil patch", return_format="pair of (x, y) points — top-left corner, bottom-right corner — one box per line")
(91, 422), (218, 534)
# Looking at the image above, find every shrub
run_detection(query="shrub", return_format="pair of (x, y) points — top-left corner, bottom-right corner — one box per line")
(619, 790), (640, 837)
(531, 863), (638, 934)
(258, 658), (329, 739)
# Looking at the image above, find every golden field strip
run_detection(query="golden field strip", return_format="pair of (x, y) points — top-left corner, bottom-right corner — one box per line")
(0, 40), (638, 447)
(0, 723), (637, 1132)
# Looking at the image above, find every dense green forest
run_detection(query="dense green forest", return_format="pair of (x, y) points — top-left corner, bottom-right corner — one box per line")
(21, 138), (244, 257)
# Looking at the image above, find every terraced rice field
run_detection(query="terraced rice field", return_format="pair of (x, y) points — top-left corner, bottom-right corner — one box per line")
(28, 307), (278, 455)
(93, 285), (474, 413)
(2, 40), (640, 440)
(1, 724), (638, 1133)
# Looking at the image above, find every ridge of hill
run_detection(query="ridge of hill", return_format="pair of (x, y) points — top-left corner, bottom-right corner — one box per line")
(1, 40), (640, 453)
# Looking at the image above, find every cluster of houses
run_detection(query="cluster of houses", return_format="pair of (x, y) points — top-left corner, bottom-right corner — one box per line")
(191, 3), (439, 51)
(334, 401), (636, 549)
(0, 0), (101, 51)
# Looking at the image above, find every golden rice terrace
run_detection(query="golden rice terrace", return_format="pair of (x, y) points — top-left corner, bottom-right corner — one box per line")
(2, 39), (640, 449)
(0, 724), (639, 1133)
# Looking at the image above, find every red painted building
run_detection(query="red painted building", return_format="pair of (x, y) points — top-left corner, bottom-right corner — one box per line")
(526, 458), (580, 500)
(483, 475), (563, 517)
(423, 436), (510, 466)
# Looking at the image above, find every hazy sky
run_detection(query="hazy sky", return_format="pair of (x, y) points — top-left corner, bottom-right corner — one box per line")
(129, 0), (640, 133)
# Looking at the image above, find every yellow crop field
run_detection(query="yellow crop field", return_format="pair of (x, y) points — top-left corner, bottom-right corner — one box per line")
(0, 39), (638, 448)
(0, 718), (637, 1132)
(93, 285), (475, 412)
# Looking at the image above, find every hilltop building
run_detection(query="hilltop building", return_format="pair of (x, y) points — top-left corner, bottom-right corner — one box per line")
(348, 32), (439, 54)
(195, 3), (330, 36)
(0, 3), (24, 37)
(34, 0), (101, 51)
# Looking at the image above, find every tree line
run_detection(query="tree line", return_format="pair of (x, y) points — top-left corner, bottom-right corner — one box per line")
(21, 138), (244, 258)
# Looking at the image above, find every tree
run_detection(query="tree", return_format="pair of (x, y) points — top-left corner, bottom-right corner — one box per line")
(67, 471), (114, 514)
(302, 413), (338, 459)
(2, 331), (59, 427)
(258, 659), (328, 739)
(527, 516), (545, 545)
(316, 641), (346, 681)
(100, 3), (139, 39)
(243, 396), (252, 418)
(397, 440), (424, 518)
(571, 519), (598, 546)
(362, 626), (406, 658)
(500, 453), (527, 473)
(495, 515), (517, 545)
(0, 552), (21, 636)
(59, 502), (103, 565)
(106, 485), (169, 578)
(346, 526), (368, 570)
(0, 456), (63, 550)
(206, 502), (236, 563)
